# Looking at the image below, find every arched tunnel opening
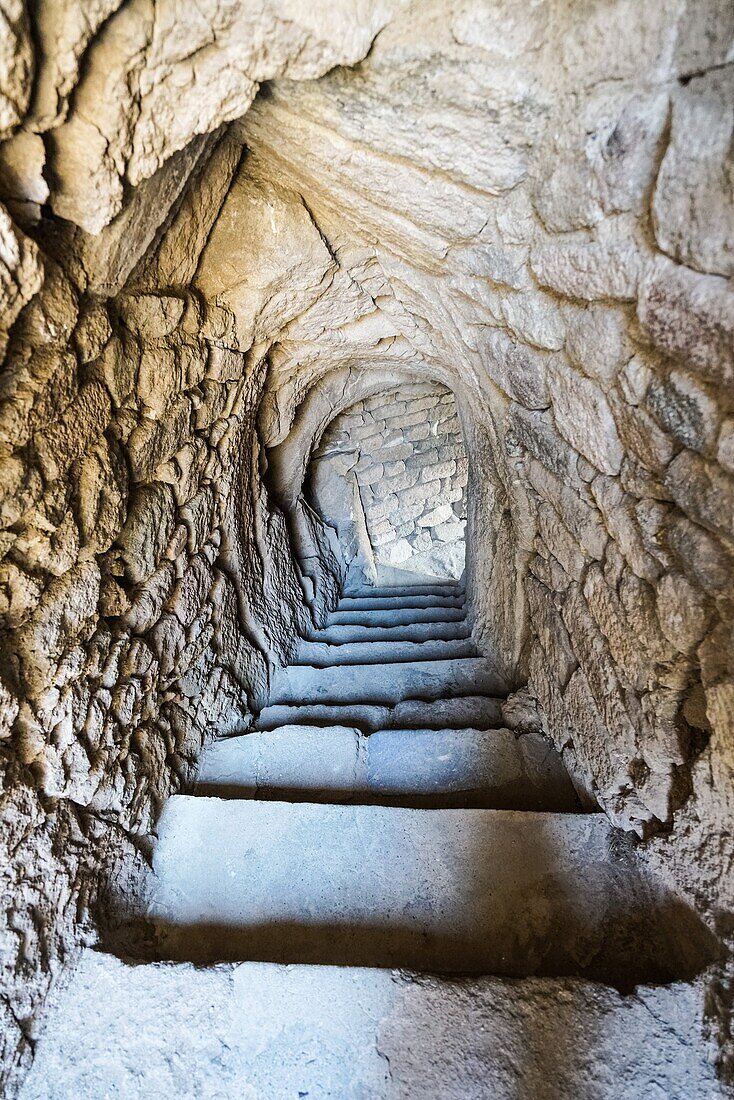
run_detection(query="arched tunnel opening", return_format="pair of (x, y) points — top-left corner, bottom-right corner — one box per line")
(307, 382), (468, 588)
(1, 4), (732, 1097)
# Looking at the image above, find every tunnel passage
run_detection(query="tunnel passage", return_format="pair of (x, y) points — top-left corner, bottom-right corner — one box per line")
(1, 1), (733, 1095)
(308, 383), (468, 587)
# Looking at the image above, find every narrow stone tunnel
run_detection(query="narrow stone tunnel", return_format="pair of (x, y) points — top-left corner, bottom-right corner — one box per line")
(0, 2), (733, 1097)
(308, 383), (468, 586)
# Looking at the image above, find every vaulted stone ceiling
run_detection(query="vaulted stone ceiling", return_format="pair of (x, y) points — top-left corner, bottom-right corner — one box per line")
(0, 0), (732, 1092)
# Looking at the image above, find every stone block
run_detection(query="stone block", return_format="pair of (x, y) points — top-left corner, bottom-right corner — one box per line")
(373, 442), (412, 464)
(444, 485), (465, 505)
(609, 392), (674, 473)
(561, 585), (639, 768)
(386, 410), (424, 430)
(181, 486), (217, 553)
(14, 562), (100, 690)
(617, 355), (652, 407)
(434, 520), (464, 543)
(637, 257), (734, 388)
(591, 476), (661, 583)
(506, 405), (579, 481)
(119, 292), (185, 339)
(357, 462), (384, 487)
(477, 327), (549, 409)
(646, 368), (719, 454)
(379, 538), (413, 565)
(531, 234), (643, 302)
(409, 396), (440, 413)
(76, 438), (128, 555)
(717, 418), (734, 475)
(665, 450), (734, 540)
(564, 304), (632, 386)
(583, 564), (658, 691)
(389, 498), (427, 523)
(383, 469), (419, 494)
(168, 556), (215, 629)
(652, 68), (734, 278)
(536, 503), (587, 581)
(656, 572), (710, 655)
(33, 382), (112, 483)
(548, 357), (623, 475)
(436, 415), (460, 436)
(406, 449), (439, 469)
(89, 336), (137, 409)
(405, 422), (431, 442)
(418, 504), (453, 528)
(352, 421), (383, 443)
(528, 460), (606, 561)
(421, 460), (455, 482)
(74, 302), (112, 365)
(128, 397), (192, 482)
(401, 481), (441, 507)
(525, 576), (578, 690)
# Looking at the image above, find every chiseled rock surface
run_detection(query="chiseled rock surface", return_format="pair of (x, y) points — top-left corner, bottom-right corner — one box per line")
(19, 952), (725, 1100)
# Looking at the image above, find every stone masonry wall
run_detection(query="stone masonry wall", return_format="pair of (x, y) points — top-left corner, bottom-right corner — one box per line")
(310, 383), (467, 581)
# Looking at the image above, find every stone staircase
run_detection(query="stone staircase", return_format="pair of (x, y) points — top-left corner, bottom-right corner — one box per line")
(20, 582), (723, 1098)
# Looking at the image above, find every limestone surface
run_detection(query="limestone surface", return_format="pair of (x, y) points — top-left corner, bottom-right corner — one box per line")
(20, 953), (726, 1100)
(0, 0), (732, 1093)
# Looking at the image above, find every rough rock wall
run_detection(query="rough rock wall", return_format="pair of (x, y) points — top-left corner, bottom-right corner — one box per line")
(310, 383), (468, 582)
(0, 8), (392, 1090)
(0, 142), (318, 1090)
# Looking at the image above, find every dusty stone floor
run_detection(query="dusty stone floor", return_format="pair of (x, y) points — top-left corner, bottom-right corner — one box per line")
(19, 954), (725, 1100)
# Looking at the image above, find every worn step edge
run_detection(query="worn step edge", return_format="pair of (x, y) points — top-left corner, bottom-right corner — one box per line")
(305, 621), (472, 645)
(293, 636), (477, 667)
(327, 607), (467, 626)
(195, 725), (583, 812)
(337, 595), (465, 612)
(269, 656), (508, 707)
(253, 695), (507, 733)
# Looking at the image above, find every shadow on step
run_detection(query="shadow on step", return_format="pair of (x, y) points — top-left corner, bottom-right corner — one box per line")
(122, 896), (721, 994)
(193, 782), (584, 811)
(112, 888), (721, 994)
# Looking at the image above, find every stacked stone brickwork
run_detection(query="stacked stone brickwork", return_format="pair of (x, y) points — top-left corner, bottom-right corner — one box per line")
(310, 383), (468, 580)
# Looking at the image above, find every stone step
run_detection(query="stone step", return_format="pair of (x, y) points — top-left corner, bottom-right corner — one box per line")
(294, 636), (477, 667)
(196, 725), (582, 811)
(337, 593), (464, 612)
(327, 606), (466, 626)
(269, 657), (506, 707)
(148, 799), (717, 981)
(21, 952), (722, 1100)
(254, 695), (505, 733)
(307, 619), (472, 645)
(344, 581), (464, 599)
